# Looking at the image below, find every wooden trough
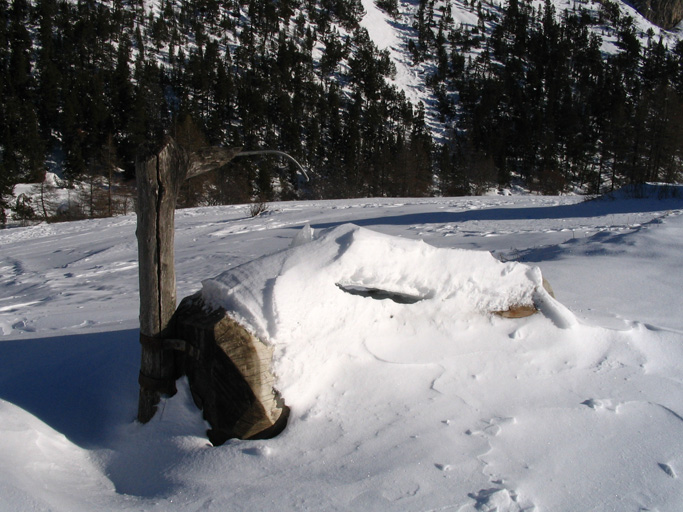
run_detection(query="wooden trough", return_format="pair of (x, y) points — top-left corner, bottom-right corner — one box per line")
(134, 136), (554, 444)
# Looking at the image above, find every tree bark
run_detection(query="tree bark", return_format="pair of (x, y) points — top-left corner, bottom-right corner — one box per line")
(186, 146), (242, 179)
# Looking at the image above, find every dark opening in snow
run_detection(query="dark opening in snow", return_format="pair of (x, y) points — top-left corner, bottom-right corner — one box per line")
(336, 284), (425, 304)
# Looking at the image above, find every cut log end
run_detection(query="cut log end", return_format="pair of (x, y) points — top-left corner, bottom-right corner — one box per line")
(493, 304), (538, 319)
(173, 293), (288, 445)
(492, 276), (556, 319)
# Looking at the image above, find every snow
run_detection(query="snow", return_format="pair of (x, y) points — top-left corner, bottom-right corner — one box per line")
(360, 0), (426, 108)
(1, 191), (683, 511)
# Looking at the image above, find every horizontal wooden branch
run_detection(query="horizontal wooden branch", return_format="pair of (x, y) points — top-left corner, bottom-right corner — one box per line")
(186, 146), (243, 180)
(185, 147), (310, 182)
(235, 150), (310, 181)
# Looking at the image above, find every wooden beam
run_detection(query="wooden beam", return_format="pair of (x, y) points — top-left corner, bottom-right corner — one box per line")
(136, 136), (185, 423)
(235, 150), (310, 181)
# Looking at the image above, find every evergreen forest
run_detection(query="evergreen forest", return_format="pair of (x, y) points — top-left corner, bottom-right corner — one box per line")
(1, 0), (683, 224)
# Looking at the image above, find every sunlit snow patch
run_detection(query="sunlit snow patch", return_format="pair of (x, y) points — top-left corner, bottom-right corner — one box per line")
(202, 223), (572, 324)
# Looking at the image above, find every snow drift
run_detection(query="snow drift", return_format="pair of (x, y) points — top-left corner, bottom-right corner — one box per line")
(201, 223), (575, 410)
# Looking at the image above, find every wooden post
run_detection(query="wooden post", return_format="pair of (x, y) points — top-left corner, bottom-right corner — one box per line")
(135, 139), (301, 424)
(136, 137), (186, 423)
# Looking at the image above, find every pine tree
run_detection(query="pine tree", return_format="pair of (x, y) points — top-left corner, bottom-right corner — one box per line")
(0, 0), (11, 214)
(35, 2), (61, 144)
(62, 87), (87, 180)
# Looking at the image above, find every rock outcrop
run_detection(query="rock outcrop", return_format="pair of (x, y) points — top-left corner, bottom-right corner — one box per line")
(631, 0), (683, 29)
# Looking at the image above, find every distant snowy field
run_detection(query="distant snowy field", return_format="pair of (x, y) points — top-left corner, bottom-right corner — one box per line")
(1, 190), (682, 511)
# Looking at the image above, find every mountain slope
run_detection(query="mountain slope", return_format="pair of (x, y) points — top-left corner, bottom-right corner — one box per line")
(632, 0), (683, 29)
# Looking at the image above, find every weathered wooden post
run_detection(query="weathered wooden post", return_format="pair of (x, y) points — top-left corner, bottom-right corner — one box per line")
(135, 137), (241, 423)
(135, 137), (183, 423)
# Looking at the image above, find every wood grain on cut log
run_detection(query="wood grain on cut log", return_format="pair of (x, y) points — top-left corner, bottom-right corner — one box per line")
(492, 276), (556, 319)
(174, 293), (289, 445)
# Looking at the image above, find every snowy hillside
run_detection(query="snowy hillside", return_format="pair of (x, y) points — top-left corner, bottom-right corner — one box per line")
(1, 190), (682, 511)
(3, 0), (683, 216)
(363, 0), (683, 127)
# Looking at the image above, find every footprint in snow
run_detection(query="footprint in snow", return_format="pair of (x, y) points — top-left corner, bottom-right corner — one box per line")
(241, 444), (272, 457)
(658, 463), (677, 478)
(11, 319), (35, 332)
(508, 328), (526, 340)
(466, 417), (516, 437)
(467, 487), (525, 511)
(581, 398), (619, 412)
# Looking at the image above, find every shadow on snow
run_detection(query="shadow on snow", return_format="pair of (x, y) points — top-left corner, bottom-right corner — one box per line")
(0, 329), (140, 448)
(311, 196), (682, 231)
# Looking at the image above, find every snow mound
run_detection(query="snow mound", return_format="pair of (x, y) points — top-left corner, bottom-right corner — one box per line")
(0, 399), (115, 510)
(201, 224), (575, 404)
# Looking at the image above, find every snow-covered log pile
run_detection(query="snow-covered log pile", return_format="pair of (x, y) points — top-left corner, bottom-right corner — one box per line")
(175, 223), (573, 443)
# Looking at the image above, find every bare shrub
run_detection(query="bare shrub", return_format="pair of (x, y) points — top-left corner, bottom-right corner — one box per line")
(248, 201), (269, 218)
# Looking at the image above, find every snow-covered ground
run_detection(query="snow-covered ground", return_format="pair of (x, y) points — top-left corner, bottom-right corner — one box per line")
(1, 189), (682, 511)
